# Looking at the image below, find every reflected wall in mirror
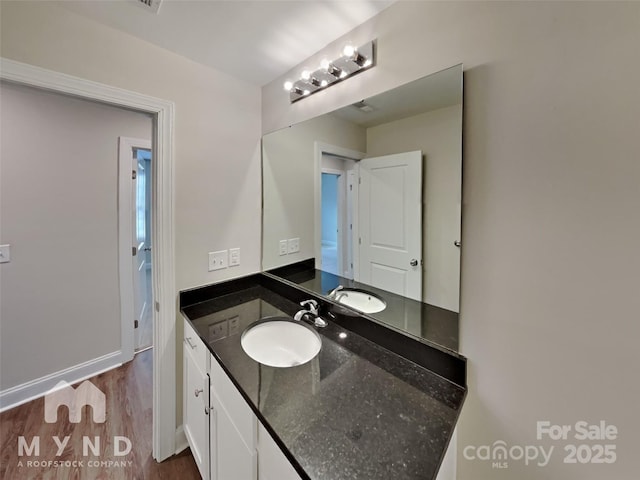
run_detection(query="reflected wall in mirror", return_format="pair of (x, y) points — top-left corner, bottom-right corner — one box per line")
(262, 64), (462, 347)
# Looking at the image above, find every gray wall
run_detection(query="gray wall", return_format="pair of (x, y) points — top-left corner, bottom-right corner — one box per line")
(262, 114), (366, 270)
(262, 2), (640, 478)
(0, 82), (151, 389)
(1, 1), (262, 422)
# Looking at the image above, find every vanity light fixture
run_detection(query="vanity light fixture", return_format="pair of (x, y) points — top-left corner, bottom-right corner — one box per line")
(283, 40), (376, 103)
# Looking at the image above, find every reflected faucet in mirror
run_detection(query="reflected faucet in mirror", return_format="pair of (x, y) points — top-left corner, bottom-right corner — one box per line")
(327, 285), (344, 300)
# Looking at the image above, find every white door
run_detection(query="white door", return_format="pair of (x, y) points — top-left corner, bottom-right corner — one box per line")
(358, 151), (422, 300)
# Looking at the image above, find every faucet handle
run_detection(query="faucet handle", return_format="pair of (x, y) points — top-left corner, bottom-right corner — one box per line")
(300, 299), (319, 314)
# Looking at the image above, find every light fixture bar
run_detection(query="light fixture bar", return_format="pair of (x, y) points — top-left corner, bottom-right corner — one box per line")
(284, 40), (376, 103)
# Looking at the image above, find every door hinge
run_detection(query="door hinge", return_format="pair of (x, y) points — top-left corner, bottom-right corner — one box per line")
(349, 184), (353, 191)
(155, 301), (160, 312)
(359, 237), (362, 245)
(132, 246), (137, 256)
(134, 319), (139, 329)
(132, 170), (137, 180)
(358, 177), (361, 185)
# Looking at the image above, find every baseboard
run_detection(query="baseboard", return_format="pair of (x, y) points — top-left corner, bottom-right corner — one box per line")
(0, 350), (122, 412)
(175, 424), (189, 454)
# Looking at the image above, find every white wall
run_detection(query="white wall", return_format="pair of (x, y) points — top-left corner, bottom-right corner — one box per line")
(0, 82), (152, 390)
(0, 1), (261, 422)
(263, 2), (640, 479)
(262, 114), (365, 269)
(367, 104), (462, 312)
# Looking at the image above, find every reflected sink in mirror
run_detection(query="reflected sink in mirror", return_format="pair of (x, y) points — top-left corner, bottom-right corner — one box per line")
(331, 287), (386, 314)
(240, 317), (322, 368)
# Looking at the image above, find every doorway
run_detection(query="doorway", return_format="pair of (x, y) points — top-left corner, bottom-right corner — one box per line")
(0, 58), (179, 461)
(320, 153), (357, 279)
(120, 137), (153, 357)
(321, 172), (340, 275)
(134, 147), (153, 351)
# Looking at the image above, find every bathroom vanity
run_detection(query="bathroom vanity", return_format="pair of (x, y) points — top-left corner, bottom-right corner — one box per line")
(180, 273), (466, 480)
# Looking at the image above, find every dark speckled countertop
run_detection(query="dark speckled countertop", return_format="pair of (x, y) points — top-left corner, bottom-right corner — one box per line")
(266, 259), (460, 352)
(181, 275), (466, 480)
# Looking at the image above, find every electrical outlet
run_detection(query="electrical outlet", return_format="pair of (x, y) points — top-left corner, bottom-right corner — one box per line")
(279, 240), (288, 256)
(208, 320), (228, 342)
(208, 250), (228, 271)
(229, 248), (240, 267)
(288, 237), (300, 254)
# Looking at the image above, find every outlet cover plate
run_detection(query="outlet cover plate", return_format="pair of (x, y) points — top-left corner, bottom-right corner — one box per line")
(208, 320), (229, 342)
(208, 250), (228, 271)
(288, 238), (300, 254)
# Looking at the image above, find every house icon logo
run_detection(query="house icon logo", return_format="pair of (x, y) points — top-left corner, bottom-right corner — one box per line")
(44, 380), (106, 424)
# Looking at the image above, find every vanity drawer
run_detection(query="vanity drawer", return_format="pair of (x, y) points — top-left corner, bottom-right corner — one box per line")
(183, 316), (207, 371)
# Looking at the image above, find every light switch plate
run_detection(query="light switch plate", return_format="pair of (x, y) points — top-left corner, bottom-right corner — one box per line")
(208, 250), (228, 271)
(0, 244), (10, 264)
(288, 238), (300, 254)
(229, 248), (240, 267)
(228, 315), (240, 335)
(279, 240), (288, 256)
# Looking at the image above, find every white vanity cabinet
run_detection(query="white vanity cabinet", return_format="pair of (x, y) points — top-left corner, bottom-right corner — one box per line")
(183, 318), (210, 480)
(183, 317), (303, 480)
(207, 355), (304, 480)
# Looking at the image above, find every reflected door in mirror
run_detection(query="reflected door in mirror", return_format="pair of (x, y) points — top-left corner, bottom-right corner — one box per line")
(358, 151), (422, 301)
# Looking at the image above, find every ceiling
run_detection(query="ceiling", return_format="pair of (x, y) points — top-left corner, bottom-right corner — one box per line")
(56, 0), (395, 86)
(331, 64), (463, 128)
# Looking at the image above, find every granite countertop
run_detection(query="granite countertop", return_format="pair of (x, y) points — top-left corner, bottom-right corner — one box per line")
(266, 260), (460, 352)
(181, 277), (466, 480)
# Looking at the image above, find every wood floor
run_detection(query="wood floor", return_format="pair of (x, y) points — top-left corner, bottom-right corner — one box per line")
(0, 349), (201, 479)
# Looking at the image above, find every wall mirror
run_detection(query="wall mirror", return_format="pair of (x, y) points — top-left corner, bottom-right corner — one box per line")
(262, 64), (463, 352)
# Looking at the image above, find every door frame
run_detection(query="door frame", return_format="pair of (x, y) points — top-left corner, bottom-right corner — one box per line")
(0, 58), (177, 462)
(313, 142), (364, 272)
(118, 137), (152, 358)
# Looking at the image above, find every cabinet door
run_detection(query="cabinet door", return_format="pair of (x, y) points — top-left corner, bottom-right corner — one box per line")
(184, 346), (210, 480)
(257, 423), (302, 480)
(210, 387), (257, 480)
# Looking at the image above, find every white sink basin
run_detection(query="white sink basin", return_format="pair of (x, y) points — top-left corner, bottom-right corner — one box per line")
(240, 317), (321, 368)
(336, 289), (387, 314)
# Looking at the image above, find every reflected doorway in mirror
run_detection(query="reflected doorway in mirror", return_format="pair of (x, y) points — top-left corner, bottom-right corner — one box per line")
(320, 152), (357, 278)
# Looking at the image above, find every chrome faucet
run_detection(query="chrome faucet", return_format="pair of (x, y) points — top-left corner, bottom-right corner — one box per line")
(327, 285), (344, 300)
(294, 299), (327, 328)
